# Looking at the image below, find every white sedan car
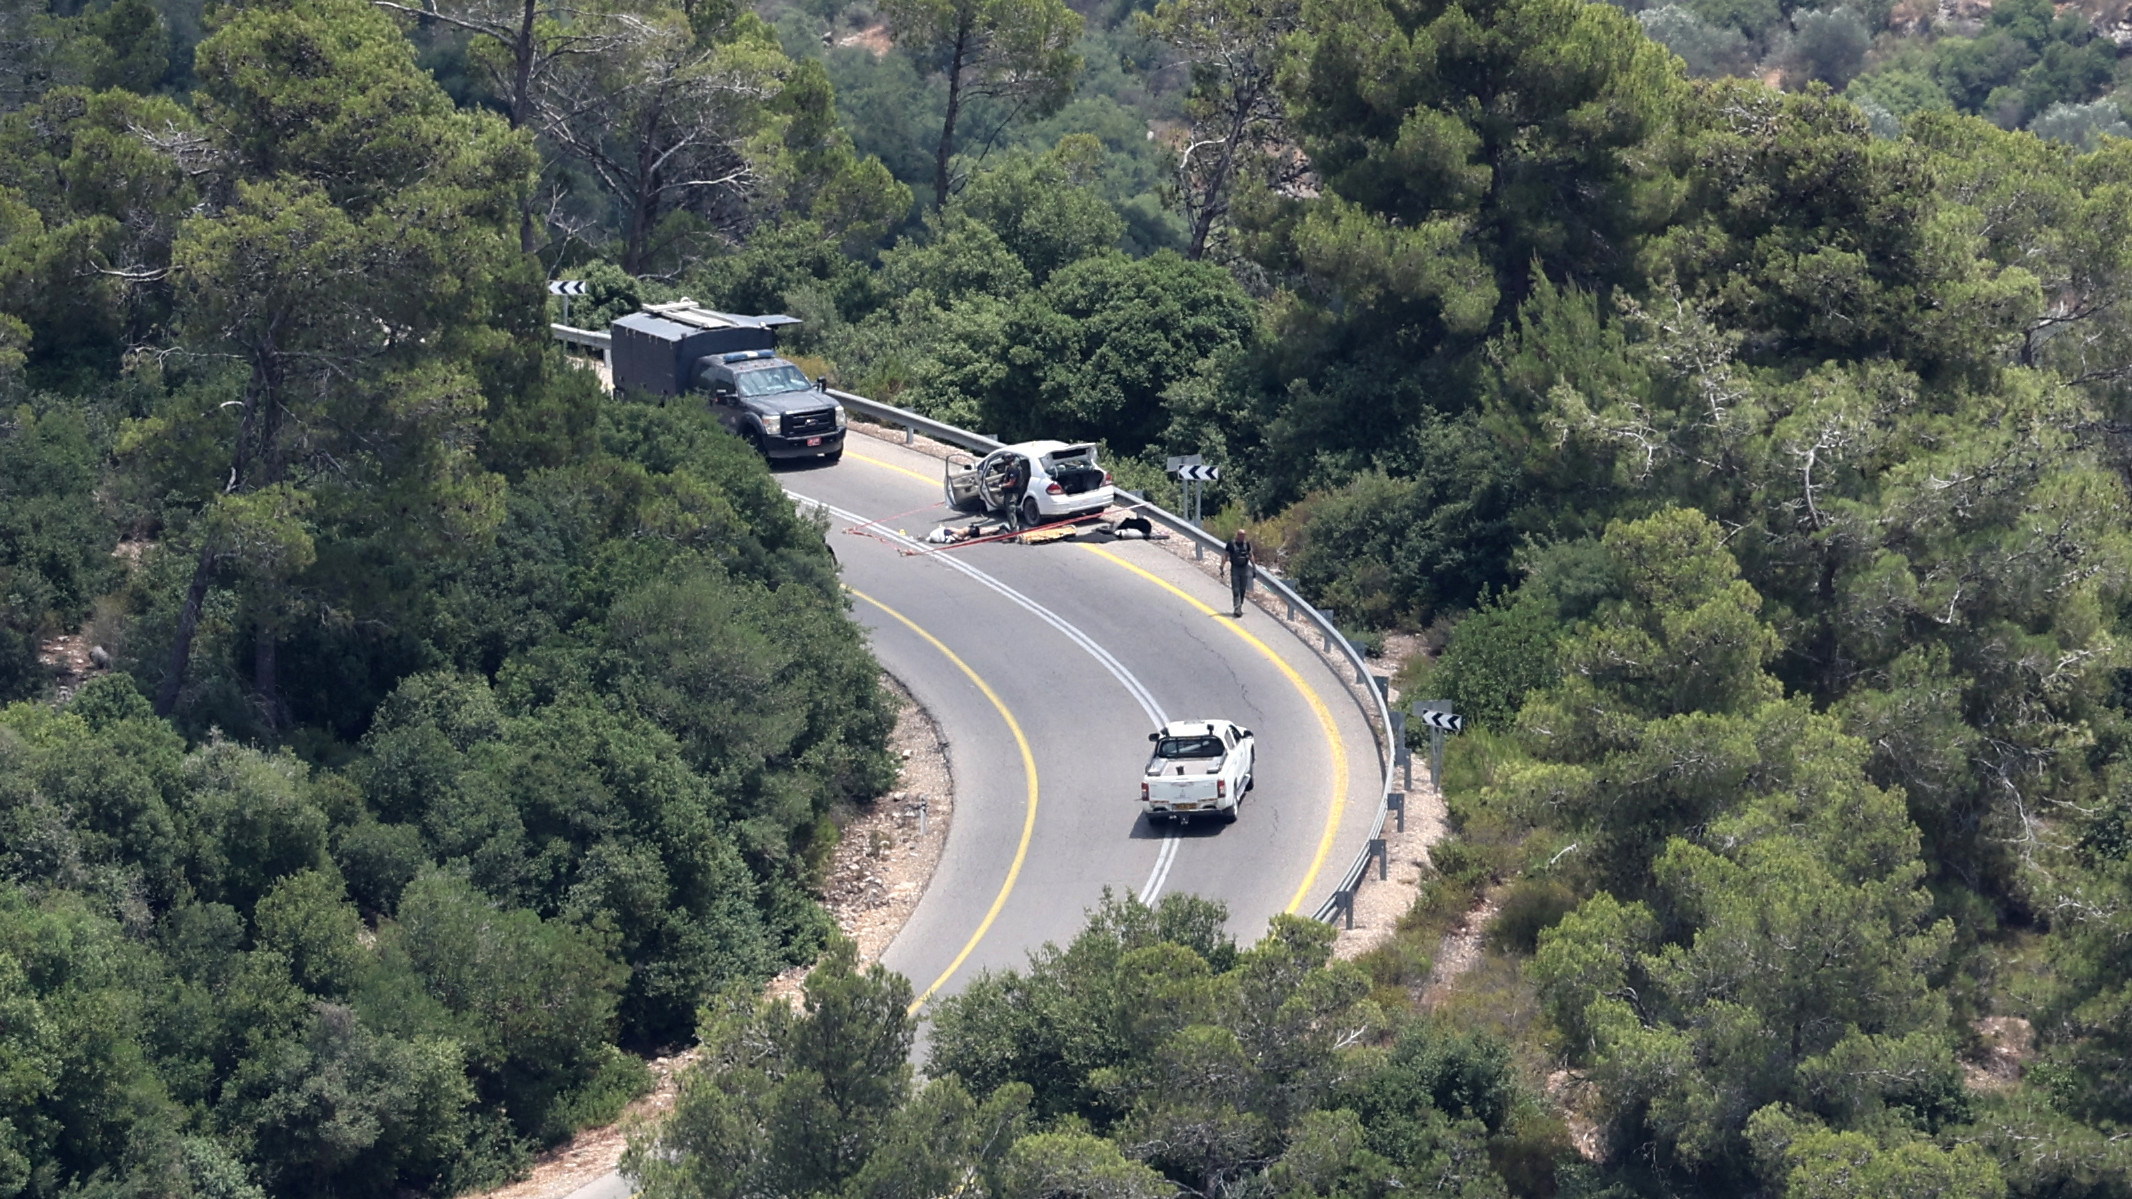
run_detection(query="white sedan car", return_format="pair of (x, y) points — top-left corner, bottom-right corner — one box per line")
(1140, 719), (1255, 824)
(944, 440), (1115, 528)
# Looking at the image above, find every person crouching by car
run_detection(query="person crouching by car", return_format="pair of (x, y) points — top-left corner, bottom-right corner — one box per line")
(1220, 527), (1255, 618)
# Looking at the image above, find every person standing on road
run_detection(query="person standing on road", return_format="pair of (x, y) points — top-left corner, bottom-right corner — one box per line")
(1221, 527), (1255, 617)
(1003, 456), (1029, 527)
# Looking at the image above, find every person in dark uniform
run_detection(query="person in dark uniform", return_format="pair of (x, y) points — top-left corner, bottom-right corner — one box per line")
(1002, 456), (1030, 526)
(1221, 527), (1255, 617)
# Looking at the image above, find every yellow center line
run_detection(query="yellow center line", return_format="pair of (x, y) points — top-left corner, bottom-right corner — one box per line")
(845, 444), (946, 488)
(846, 586), (1039, 1012)
(1074, 546), (1350, 914)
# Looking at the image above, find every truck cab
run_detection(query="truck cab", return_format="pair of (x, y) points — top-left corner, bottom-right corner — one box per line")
(696, 350), (847, 461)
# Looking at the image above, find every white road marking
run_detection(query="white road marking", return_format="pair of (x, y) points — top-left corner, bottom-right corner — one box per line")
(788, 491), (1186, 899)
(1141, 833), (1181, 900)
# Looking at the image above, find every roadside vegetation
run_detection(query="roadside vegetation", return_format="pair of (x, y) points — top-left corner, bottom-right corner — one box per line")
(4, 0), (2132, 1190)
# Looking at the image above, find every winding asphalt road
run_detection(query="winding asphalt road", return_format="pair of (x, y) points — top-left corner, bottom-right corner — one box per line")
(564, 432), (1382, 1199)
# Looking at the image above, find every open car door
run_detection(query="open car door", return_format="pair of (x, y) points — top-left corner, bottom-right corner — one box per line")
(944, 452), (984, 512)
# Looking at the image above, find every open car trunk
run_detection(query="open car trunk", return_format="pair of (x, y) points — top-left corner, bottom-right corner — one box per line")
(1043, 446), (1105, 495)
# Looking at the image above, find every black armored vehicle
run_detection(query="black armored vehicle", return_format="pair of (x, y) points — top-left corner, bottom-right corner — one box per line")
(609, 301), (846, 463)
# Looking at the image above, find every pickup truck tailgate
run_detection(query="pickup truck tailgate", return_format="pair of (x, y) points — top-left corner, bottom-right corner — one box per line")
(1147, 778), (1219, 802)
(1145, 760), (1227, 804)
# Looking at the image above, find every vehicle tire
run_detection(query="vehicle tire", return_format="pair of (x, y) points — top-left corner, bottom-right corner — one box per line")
(823, 449), (843, 465)
(1021, 497), (1043, 529)
(1244, 773), (1255, 793)
(744, 428), (766, 456)
(1222, 804), (1239, 824)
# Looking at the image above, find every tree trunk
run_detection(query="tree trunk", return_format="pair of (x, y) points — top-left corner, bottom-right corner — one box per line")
(509, 0), (536, 130)
(154, 540), (218, 717)
(1186, 105), (1249, 260)
(250, 364), (294, 731)
(623, 106), (662, 272)
(254, 617), (283, 732)
(932, 25), (969, 210)
(623, 186), (654, 273)
(1187, 205), (1215, 261)
(512, 0), (541, 253)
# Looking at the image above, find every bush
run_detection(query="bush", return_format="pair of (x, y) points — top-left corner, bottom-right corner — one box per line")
(1360, 934), (1435, 992)
(0, 397), (121, 701)
(1639, 6), (1755, 77)
(333, 820), (426, 918)
(1487, 877), (1578, 955)
(2030, 97), (2132, 149)
(1788, 7), (1871, 88)
(1432, 591), (1563, 730)
(1287, 415), (1524, 628)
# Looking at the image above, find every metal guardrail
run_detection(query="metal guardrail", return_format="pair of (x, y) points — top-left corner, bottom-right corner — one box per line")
(552, 324), (611, 352)
(552, 324), (1399, 926)
(829, 389), (1004, 454)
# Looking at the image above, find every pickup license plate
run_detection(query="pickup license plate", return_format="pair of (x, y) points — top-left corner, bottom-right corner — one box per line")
(806, 437), (822, 446)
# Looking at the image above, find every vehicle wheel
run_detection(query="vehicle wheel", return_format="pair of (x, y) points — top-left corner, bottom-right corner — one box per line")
(1021, 497), (1043, 529)
(1244, 773), (1255, 793)
(823, 449), (843, 465)
(1222, 805), (1240, 824)
(744, 428), (766, 456)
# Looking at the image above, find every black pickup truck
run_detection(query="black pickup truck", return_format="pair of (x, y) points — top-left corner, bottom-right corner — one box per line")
(610, 302), (846, 463)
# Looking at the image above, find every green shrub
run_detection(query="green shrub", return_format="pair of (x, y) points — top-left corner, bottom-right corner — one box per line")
(1487, 877), (1577, 955)
(1432, 590), (1562, 730)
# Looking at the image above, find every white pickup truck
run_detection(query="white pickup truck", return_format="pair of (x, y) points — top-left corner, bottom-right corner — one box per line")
(1141, 719), (1255, 824)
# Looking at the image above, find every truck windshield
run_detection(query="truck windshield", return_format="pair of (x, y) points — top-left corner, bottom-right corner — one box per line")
(1156, 736), (1224, 759)
(736, 365), (811, 397)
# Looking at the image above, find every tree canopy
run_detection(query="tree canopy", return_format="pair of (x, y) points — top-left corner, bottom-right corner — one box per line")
(7, 0), (2132, 1191)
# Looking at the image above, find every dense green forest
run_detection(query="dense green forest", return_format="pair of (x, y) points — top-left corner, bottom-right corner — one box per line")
(6, 0), (2132, 1188)
(0, 0), (904, 1189)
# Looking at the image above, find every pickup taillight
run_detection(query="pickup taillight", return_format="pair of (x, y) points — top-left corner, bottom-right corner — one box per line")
(1103, 471), (1112, 484)
(1140, 782), (1149, 801)
(1046, 482), (1063, 495)
(1216, 778), (1227, 798)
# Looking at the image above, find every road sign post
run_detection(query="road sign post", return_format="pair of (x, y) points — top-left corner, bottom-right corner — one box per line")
(1389, 710), (1410, 790)
(548, 279), (587, 325)
(1411, 702), (1462, 792)
(1166, 455), (1219, 559)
